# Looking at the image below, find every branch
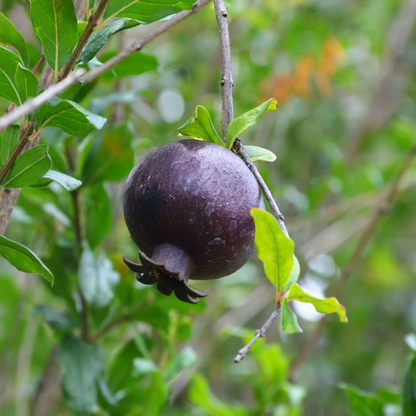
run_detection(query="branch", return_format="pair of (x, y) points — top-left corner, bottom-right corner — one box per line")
(233, 305), (282, 363)
(59, 0), (110, 80)
(0, 69), (86, 133)
(288, 140), (416, 380)
(212, 0), (290, 362)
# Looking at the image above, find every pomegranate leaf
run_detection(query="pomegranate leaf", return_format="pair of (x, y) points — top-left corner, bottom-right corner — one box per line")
(0, 124), (19, 166)
(244, 145), (277, 163)
(281, 299), (303, 334)
(287, 283), (348, 323)
(178, 105), (223, 146)
(0, 235), (53, 284)
(227, 98), (278, 149)
(251, 208), (294, 294)
(0, 12), (29, 64)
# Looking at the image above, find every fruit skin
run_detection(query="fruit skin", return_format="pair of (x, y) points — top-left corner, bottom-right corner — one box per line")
(123, 139), (262, 303)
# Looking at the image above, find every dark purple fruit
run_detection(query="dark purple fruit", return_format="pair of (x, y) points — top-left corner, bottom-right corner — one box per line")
(123, 139), (262, 303)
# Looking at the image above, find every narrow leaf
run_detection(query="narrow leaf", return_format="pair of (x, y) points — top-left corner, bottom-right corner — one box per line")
(43, 170), (82, 191)
(403, 353), (416, 416)
(36, 98), (107, 137)
(103, 0), (194, 23)
(281, 298), (303, 334)
(178, 105), (224, 146)
(78, 18), (139, 65)
(58, 335), (104, 414)
(287, 283), (348, 323)
(3, 145), (52, 188)
(0, 12), (29, 64)
(251, 208), (294, 294)
(15, 64), (38, 103)
(227, 98), (278, 149)
(0, 124), (19, 166)
(244, 145), (277, 163)
(30, 0), (78, 74)
(0, 235), (54, 284)
(0, 45), (23, 104)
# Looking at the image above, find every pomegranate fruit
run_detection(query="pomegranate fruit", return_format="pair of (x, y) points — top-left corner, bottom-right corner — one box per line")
(123, 139), (263, 303)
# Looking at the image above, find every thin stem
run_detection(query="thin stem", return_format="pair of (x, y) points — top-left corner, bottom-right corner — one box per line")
(288, 140), (416, 380)
(213, 0), (234, 141)
(59, 0), (110, 80)
(234, 305), (282, 363)
(32, 55), (45, 74)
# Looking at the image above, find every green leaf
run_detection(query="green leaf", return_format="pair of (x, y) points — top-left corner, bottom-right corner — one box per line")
(30, 0), (78, 75)
(83, 183), (112, 248)
(132, 358), (158, 376)
(78, 18), (140, 65)
(78, 243), (120, 308)
(82, 124), (134, 184)
(403, 353), (416, 416)
(227, 98), (278, 149)
(43, 170), (82, 191)
(178, 105), (224, 146)
(3, 145), (52, 188)
(100, 50), (157, 80)
(286, 255), (301, 289)
(0, 235), (54, 284)
(244, 145), (277, 163)
(405, 333), (416, 352)
(36, 98), (107, 137)
(15, 63), (38, 102)
(163, 346), (197, 383)
(0, 124), (19, 166)
(33, 305), (76, 332)
(287, 283), (348, 323)
(251, 208), (295, 294)
(103, 0), (194, 24)
(58, 335), (104, 414)
(340, 383), (384, 416)
(0, 12), (29, 64)
(0, 45), (24, 104)
(281, 298), (303, 334)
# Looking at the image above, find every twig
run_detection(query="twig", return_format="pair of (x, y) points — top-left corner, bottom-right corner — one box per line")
(82, 0), (212, 84)
(233, 305), (282, 363)
(212, 0), (290, 362)
(288, 140), (416, 380)
(213, 0), (234, 140)
(0, 69), (86, 133)
(59, 0), (110, 80)
(32, 55), (45, 74)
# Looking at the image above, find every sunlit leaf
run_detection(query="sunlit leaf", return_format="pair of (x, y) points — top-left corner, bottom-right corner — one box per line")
(251, 208), (294, 294)
(43, 170), (82, 191)
(287, 283), (348, 323)
(227, 98), (278, 149)
(0, 235), (53, 284)
(244, 145), (277, 163)
(281, 298), (303, 334)
(178, 105), (223, 146)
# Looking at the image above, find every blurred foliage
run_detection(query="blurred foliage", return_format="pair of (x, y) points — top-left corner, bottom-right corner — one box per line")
(0, 0), (416, 415)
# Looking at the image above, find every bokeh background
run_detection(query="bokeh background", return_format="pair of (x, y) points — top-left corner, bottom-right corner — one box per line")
(0, 0), (415, 415)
